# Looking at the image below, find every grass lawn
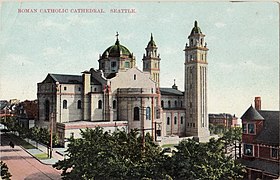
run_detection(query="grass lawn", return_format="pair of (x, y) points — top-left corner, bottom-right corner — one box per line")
(161, 144), (176, 148)
(34, 153), (49, 160)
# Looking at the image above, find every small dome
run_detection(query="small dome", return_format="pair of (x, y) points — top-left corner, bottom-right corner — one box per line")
(102, 37), (132, 58)
(147, 33), (156, 47)
(190, 21), (202, 35)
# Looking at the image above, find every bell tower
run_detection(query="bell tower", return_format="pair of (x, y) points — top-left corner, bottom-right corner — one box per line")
(143, 34), (161, 87)
(184, 21), (210, 139)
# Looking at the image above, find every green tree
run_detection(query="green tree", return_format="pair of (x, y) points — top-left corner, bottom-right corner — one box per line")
(53, 127), (168, 179)
(168, 138), (245, 180)
(0, 161), (12, 180)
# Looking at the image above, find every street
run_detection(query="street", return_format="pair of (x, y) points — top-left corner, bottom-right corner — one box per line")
(0, 133), (61, 180)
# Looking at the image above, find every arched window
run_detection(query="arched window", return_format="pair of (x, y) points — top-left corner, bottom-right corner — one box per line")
(174, 116), (177, 124)
(168, 101), (171, 108)
(175, 101), (177, 107)
(134, 107), (140, 121)
(98, 100), (102, 109)
(63, 100), (67, 109)
(181, 101), (183, 107)
(181, 116), (184, 124)
(146, 107), (151, 120)
(77, 100), (82, 109)
(113, 100), (117, 109)
(161, 100), (164, 108)
(167, 117), (170, 125)
(45, 100), (50, 121)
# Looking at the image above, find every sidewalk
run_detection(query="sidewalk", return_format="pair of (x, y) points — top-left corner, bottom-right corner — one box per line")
(22, 138), (67, 165)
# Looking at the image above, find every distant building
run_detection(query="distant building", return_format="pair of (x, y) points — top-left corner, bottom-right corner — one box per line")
(17, 100), (38, 129)
(240, 97), (279, 179)
(209, 113), (239, 128)
(37, 21), (211, 146)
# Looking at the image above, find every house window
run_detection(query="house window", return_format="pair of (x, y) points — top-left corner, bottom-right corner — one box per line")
(181, 116), (184, 124)
(146, 107), (151, 120)
(271, 148), (279, 159)
(181, 101), (183, 107)
(174, 117), (177, 124)
(244, 144), (253, 156)
(98, 100), (102, 109)
(168, 101), (171, 108)
(248, 123), (255, 134)
(161, 100), (164, 108)
(134, 74), (136, 80)
(167, 117), (170, 125)
(242, 124), (247, 134)
(134, 107), (140, 121)
(63, 100), (67, 109)
(64, 87), (67, 91)
(45, 100), (50, 121)
(113, 100), (117, 109)
(111, 61), (117, 67)
(175, 101), (177, 107)
(78, 87), (81, 91)
(77, 100), (81, 109)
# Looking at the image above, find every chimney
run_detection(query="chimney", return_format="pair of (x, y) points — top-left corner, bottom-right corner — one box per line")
(254, 97), (261, 111)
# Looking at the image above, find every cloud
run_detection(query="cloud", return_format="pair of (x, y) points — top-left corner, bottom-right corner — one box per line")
(37, 19), (67, 31)
(214, 22), (226, 28)
(5, 54), (33, 66)
(217, 60), (271, 72)
(43, 47), (64, 57)
(66, 15), (95, 25)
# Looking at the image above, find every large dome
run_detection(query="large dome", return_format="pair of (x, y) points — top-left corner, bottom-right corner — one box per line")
(102, 38), (132, 58)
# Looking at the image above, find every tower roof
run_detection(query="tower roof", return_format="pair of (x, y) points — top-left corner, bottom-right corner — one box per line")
(190, 21), (202, 35)
(147, 33), (156, 47)
(241, 105), (265, 120)
(102, 33), (132, 58)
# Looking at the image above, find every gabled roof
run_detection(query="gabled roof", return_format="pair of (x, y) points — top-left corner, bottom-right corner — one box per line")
(44, 74), (82, 84)
(255, 110), (279, 145)
(241, 105), (264, 120)
(160, 88), (184, 96)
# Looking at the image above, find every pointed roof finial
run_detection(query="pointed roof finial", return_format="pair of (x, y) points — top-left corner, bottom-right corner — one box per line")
(194, 21), (198, 27)
(115, 31), (120, 45)
(151, 33), (153, 41)
(174, 79), (176, 85)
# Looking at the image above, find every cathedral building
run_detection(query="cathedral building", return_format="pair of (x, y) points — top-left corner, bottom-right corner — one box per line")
(37, 21), (210, 146)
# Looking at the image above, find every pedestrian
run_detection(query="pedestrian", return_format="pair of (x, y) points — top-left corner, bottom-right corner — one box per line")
(9, 141), (14, 148)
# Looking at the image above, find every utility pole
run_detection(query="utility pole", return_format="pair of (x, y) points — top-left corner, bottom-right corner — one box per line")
(49, 112), (55, 159)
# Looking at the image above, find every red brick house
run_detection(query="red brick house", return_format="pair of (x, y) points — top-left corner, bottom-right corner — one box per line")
(240, 97), (279, 179)
(209, 113), (239, 128)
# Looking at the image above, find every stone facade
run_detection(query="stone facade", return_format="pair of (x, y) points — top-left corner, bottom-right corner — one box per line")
(37, 21), (211, 145)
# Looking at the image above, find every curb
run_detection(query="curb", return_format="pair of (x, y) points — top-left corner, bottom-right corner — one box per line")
(19, 145), (55, 165)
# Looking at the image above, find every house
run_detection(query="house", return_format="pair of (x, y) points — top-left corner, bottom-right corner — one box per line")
(240, 97), (279, 179)
(209, 113), (239, 128)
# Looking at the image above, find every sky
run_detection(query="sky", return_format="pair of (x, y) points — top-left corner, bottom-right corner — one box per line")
(0, 1), (279, 118)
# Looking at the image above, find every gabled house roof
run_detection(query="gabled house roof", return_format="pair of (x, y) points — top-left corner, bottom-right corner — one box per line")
(255, 110), (279, 146)
(241, 105), (264, 120)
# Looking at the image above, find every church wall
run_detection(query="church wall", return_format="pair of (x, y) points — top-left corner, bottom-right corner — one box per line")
(37, 82), (57, 128)
(56, 84), (83, 123)
(90, 93), (104, 121)
(161, 95), (184, 109)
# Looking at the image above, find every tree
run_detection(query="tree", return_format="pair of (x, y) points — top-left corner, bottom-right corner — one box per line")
(53, 127), (168, 179)
(0, 161), (12, 180)
(168, 138), (245, 180)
